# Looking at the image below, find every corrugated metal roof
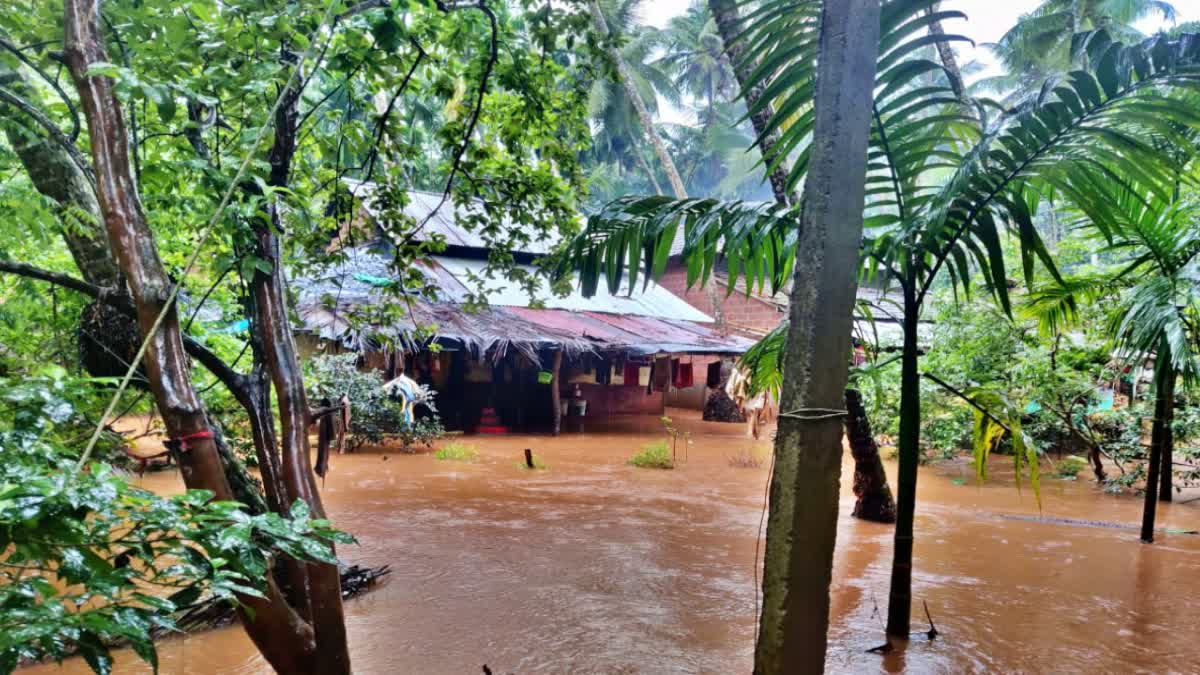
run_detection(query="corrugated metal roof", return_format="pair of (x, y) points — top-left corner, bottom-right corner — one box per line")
(433, 257), (713, 322)
(343, 180), (562, 255)
(291, 247), (750, 361)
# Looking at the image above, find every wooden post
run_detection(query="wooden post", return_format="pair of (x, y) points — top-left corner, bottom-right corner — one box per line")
(525, 448), (535, 469)
(551, 350), (563, 436)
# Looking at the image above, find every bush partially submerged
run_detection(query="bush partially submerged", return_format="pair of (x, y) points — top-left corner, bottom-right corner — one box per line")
(307, 354), (444, 451)
(628, 441), (674, 469)
(434, 442), (478, 462)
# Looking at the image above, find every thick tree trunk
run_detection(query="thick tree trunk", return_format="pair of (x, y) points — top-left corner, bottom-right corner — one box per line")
(588, 0), (688, 199)
(886, 288), (921, 637)
(0, 67), (117, 287)
(844, 388), (897, 523)
(706, 0), (794, 206)
(753, 2), (881, 672)
(63, 3), (337, 672)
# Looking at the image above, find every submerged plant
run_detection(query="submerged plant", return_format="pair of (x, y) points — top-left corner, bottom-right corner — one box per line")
(628, 441), (675, 469)
(727, 447), (767, 468)
(435, 443), (479, 462)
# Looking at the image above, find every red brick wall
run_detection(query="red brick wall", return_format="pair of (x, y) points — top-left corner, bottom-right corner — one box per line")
(658, 261), (786, 338)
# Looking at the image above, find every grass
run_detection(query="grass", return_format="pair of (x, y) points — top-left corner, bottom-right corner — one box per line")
(727, 447), (767, 468)
(628, 441), (674, 469)
(434, 442), (478, 462)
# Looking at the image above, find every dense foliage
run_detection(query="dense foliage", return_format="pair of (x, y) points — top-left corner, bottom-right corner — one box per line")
(0, 371), (351, 674)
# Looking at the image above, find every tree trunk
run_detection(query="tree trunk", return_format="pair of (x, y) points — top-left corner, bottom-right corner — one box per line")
(551, 350), (563, 436)
(706, 0), (794, 206)
(63, 3), (340, 672)
(885, 287), (921, 637)
(844, 388), (896, 523)
(753, 1), (881, 672)
(588, 0), (688, 199)
(1158, 382), (1174, 503)
(926, 5), (966, 100)
(1142, 351), (1174, 542)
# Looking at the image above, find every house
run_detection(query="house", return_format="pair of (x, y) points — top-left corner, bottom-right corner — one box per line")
(291, 186), (754, 434)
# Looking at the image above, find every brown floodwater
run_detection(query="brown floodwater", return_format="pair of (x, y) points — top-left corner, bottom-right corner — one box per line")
(22, 410), (1200, 674)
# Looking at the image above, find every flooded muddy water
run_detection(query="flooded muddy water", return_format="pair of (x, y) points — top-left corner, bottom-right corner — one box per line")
(23, 410), (1200, 673)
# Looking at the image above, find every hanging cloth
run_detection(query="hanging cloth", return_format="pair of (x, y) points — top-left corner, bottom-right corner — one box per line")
(624, 362), (641, 387)
(653, 358), (670, 392)
(674, 362), (694, 388)
(706, 361), (722, 388)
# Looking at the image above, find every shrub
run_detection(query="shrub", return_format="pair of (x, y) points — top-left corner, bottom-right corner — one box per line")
(727, 447), (767, 468)
(629, 441), (674, 469)
(1056, 455), (1089, 479)
(435, 442), (478, 462)
(307, 354), (443, 451)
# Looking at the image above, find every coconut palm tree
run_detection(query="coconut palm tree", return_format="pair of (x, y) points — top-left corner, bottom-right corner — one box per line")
(588, 0), (688, 198)
(559, 3), (1200, 648)
(658, 2), (738, 124)
(984, 0), (1177, 94)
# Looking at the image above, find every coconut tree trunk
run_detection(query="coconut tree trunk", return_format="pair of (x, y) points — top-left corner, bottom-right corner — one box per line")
(707, 0), (794, 206)
(885, 285), (921, 637)
(63, 3), (344, 672)
(753, 1), (881, 672)
(927, 4), (966, 100)
(844, 388), (897, 523)
(588, 0), (687, 200)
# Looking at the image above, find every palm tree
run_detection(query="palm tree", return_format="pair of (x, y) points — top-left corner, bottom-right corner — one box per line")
(658, 2), (737, 124)
(588, 0), (688, 198)
(1029, 163), (1200, 538)
(561, 8), (1200, 647)
(986, 0), (1177, 93)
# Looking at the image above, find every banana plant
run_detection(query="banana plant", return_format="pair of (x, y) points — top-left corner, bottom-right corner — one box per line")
(558, 6), (1200, 640)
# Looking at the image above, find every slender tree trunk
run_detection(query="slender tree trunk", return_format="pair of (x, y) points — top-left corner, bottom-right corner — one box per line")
(588, 0), (687, 199)
(754, 2), (881, 672)
(886, 286), (921, 637)
(845, 388), (897, 523)
(707, 0), (794, 206)
(1158, 385), (1174, 503)
(633, 149), (665, 195)
(1142, 350), (1174, 542)
(926, 5), (966, 100)
(551, 350), (563, 436)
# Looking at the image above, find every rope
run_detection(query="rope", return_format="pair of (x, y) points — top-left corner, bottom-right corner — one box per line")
(73, 4), (340, 474)
(778, 407), (847, 421)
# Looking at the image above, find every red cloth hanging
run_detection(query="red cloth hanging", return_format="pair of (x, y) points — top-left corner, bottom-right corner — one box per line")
(674, 362), (694, 388)
(624, 362), (640, 386)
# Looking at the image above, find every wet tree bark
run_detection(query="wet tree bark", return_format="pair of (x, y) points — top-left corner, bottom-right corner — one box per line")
(1158, 385), (1175, 503)
(844, 389), (896, 523)
(63, 3), (345, 672)
(753, 1), (881, 672)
